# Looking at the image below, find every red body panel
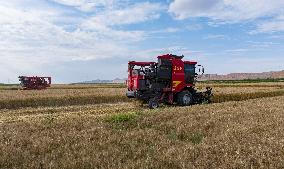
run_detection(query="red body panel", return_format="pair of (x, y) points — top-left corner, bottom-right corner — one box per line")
(171, 57), (185, 92)
(158, 54), (197, 93)
(128, 74), (143, 91)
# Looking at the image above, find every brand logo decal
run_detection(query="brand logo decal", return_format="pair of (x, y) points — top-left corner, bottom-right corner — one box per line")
(172, 81), (182, 88)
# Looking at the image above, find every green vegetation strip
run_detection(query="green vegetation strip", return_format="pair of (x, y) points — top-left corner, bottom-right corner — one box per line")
(105, 109), (205, 145)
(0, 84), (20, 90)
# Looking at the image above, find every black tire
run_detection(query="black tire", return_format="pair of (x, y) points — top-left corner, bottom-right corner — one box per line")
(177, 90), (193, 106)
(148, 99), (159, 109)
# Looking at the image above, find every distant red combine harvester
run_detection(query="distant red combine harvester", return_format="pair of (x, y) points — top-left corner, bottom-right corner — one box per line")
(18, 76), (51, 90)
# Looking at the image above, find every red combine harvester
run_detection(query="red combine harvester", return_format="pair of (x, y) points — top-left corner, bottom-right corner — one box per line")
(18, 76), (51, 90)
(126, 54), (212, 108)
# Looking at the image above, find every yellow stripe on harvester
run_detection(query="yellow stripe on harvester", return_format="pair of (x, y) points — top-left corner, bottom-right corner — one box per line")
(172, 81), (182, 88)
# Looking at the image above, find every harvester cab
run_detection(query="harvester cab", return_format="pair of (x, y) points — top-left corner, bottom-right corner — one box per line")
(126, 54), (212, 109)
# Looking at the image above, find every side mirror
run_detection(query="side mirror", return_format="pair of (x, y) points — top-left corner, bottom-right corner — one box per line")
(196, 65), (205, 75)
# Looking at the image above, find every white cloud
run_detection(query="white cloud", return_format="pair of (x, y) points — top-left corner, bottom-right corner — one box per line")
(0, 1), (163, 82)
(133, 46), (205, 63)
(79, 2), (163, 41)
(203, 34), (228, 40)
(51, 0), (116, 12)
(269, 35), (284, 39)
(246, 41), (280, 48)
(169, 0), (284, 21)
(149, 27), (181, 34)
(169, 0), (284, 33)
(169, 0), (222, 20)
(186, 24), (203, 31)
(81, 2), (163, 27)
(225, 48), (248, 53)
(164, 27), (180, 33)
(254, 19), (284, 33)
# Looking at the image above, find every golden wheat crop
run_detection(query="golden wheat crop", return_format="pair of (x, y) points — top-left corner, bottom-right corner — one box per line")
(211, 86), (282, 94)
(0, 88), (128, 109)
(198, 82), (284, 88)
(0, 83), (284, 109)
(0, 88), (125, 100)
(0, 96), (284, 168)
(1, 86), (279, 101)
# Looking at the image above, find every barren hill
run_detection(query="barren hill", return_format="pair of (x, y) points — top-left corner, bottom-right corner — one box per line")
(200, 70), (284, 81)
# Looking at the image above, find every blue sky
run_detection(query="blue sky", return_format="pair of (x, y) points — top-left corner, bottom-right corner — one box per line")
(1, 0), (284, 83)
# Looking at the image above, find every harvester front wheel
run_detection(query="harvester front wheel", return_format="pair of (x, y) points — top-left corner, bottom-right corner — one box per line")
(177, 91), (193, 106)
(148, 99), (159, 109)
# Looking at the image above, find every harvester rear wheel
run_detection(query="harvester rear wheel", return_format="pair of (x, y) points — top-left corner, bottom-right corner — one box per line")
(177, 91), (193, 106)
(148, 99), (159, 109)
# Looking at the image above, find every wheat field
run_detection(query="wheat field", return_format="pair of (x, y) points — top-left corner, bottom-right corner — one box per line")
(0, 83), (284, 109)
(0, 82), (284, 168)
